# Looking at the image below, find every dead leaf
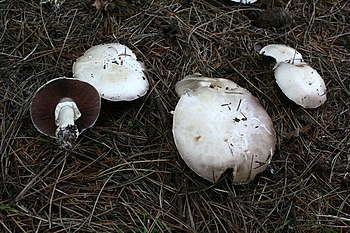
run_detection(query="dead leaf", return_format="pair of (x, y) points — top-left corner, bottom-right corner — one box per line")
(92, 0), (115, 11)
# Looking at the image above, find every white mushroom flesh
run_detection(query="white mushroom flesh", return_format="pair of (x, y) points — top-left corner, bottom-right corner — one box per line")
(172, 79), (276, 184)
(274, 62), (327, 108)
(73, 43), (149, 101)
(260, 44), (304, 67)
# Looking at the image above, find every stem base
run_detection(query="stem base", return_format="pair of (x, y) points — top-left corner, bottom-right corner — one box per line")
(56, 124), (79, 149)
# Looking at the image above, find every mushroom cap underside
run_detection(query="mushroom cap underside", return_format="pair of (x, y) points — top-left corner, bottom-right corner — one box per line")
(73, 43), (149, 101)
(172, 85), (276, 184)
(30, 77), (101, 137)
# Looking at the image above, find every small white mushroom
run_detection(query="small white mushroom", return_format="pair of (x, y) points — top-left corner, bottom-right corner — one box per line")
(230, 0), (258, 3)
(259, 44), (304, 68)
(274, 62), (327, 108)
(172, 76), (276, 184)
(175, 73), (239, 96)
(73, 43), (149, 101)
(260, 44), (327, 108)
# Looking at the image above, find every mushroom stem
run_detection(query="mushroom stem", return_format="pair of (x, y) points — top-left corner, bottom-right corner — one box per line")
(54, 100), (81, 149)
(57, 105), (76, 126)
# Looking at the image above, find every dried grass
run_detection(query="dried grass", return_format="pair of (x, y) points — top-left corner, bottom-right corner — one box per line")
(1, 0), (349, 232)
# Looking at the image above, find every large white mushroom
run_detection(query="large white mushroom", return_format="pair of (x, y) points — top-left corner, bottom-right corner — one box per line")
(172, 75), (276, 184)
(260, 44), (327, 108)
(73, 43), (149, 101)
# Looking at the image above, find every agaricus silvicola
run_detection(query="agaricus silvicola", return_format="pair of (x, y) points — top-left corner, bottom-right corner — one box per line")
(274, 62), (327, 108)
(73, 43), (149, 101)
(172, 74), (276, 184)
(230, 0), (258, 4)
(260, 44), (327, 108)
(30, 77), (101, 149)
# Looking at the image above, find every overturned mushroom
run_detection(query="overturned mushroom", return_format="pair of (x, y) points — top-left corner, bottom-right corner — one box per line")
(260, 44), (327, 108)
(73, 43), (149, 101)
(172, 75), (276, 184)
(30, 77), (101, 149)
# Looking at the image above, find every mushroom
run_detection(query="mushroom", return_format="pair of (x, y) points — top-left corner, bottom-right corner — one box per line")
(30, 77), (101, 149)
(260, 44), (327, 108)
(274, 62), (327, 108)
(172, 75), (276, 184)
(230, 0), (258, 3)
(72, 43), (149, 101)
(175, 73), (240, 96)
(259, 44), (304, 67)
(248, 7), (292, 29)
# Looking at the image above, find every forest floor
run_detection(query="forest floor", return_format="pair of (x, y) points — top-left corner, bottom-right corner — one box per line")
(0, 0), (349, 232)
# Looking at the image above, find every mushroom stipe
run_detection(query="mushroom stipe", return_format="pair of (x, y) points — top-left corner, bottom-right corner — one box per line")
(30, 77), (101, 149)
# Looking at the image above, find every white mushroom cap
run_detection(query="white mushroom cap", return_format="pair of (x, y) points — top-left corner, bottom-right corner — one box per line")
(73, 43), (149, 101)
(54, 100), (81, 127)
(175, 73), (239, 96)
(30, 77), (101, 148)
(260, 44), (304, 67)
(172, 77), (276, 184)
(274, 62), (327, 108)
(230, 0), (258, 3)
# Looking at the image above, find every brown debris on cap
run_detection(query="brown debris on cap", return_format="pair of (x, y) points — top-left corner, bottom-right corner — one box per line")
(247, 7), (293, 29)
(30, 77), (101, 138)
